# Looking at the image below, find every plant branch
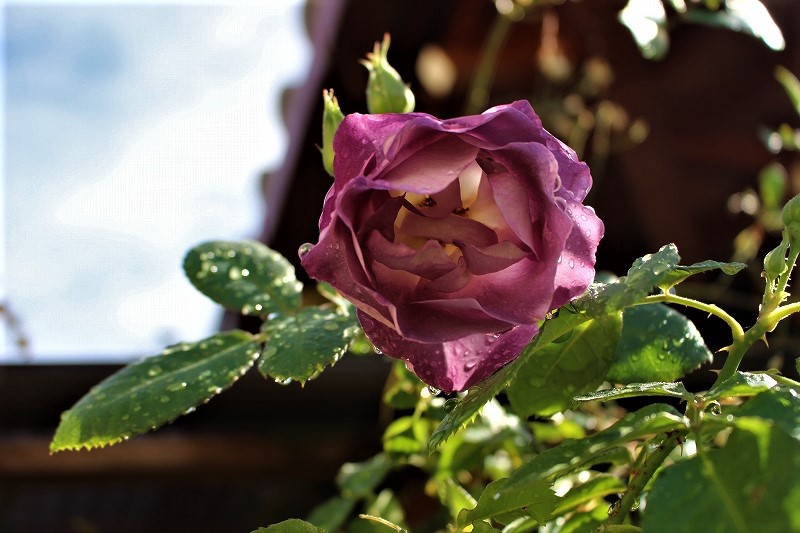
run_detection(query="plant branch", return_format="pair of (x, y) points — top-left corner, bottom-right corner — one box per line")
(602, 431), (684, 528)
(642, 293), (745, 342)
(465, 12), (513, 114)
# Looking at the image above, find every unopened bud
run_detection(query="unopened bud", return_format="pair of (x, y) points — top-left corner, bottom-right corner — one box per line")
(764, 235), (789, 283)
(782, 193), (800, 244)
(321, 89), (344, 176)
(362, 34), (415, 114)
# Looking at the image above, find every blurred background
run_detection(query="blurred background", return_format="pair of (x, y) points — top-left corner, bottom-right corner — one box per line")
(1, 0), (798, 531)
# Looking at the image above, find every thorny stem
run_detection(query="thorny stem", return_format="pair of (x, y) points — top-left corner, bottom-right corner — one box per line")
(601, 431), (684, 529)
(642, 293), (745, 342)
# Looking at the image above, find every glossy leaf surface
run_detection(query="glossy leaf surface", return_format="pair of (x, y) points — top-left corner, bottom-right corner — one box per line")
(51, 331), (259, 452)
(508, 312), (622, 417)
(607, 304), (712, 383)
(258, 307), (359, 384)
(184, 240), (302, 316)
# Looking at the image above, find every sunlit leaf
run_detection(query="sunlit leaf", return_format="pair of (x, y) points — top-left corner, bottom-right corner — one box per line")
(607, 304), (712, 383)
(252, 519), (325, 533)
(258, 307), (359, 384)
(658, 260), (746, 289)
(776, 65), (800, 115)
(552, 474), (626, 517)
(574, 381), (693, 403)
(705, 371), (778, 401)
(459, 405), (687, 526)
(508, 312), (622, 417)
(351, 490), (408, 533)
(644, 424), (800, 531)
(51, 331), (259, 452)
(184, 240), (302, 316)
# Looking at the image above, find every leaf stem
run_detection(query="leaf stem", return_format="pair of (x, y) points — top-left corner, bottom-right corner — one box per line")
(602, 431), (684, 528)
(642, 293), (745, 342)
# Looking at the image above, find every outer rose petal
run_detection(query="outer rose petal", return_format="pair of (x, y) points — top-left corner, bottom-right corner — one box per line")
(358, 311), (539, 393)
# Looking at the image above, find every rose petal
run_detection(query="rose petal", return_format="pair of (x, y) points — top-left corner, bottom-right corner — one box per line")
(550, 200), (604, 309)
(398, 210), (499, 248)
(457, 240), (529, 275)
(367, 231), (456, 280)
(359, 311), (538, 393)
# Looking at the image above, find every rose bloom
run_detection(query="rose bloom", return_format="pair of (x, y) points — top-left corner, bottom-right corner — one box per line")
(301, 100), (603, 392)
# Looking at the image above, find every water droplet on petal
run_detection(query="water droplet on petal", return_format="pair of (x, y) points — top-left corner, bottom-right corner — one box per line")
(568, 259), (575, 269)
(298, 243), (314, 258)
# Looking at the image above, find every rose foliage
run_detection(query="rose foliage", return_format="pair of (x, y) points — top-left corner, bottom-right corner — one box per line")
(300, 101), (603, 392)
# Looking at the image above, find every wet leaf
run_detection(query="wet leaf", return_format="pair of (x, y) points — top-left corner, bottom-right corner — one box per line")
(184, 241), (302, 316)
(258, 307), (359, 384)
(607, 304), (712, 383)
(618, 0), (670, 60)
(508, 312), (622, 417)
(705, 371), (778, 401)
(51, 331), (259, 452)
(574, 381), (693, 403)
(658, 260), (746, 289)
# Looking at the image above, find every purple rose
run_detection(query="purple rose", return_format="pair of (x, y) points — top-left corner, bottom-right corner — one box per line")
(300, 100), (603, 393)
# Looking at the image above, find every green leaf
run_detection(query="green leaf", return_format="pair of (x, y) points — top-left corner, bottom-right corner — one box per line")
(705, 371), (778, 401)
(184, 241), (302, 316)
(575, 381), (693, 403)
(729, 388), (800, 440)
(258, 307), (359, 384)
(428, 308), (589, 452)
(457, 477), (557, 528)
(307, 497), (355, 532)
(51, 331), (260, 452)
(336, 454), (392, 500)
(508, 312), (622, 417)
(607, 304), (712, 383)
(776, 65), (800, 116)
(459, 404), (687, 527)
(659, 260), (746, 289)
(252, 519), (326, 533)
(644, 424), (800, 532)
(437, 478), (477, 521)
(471, 521), (501, 532)
(575, 244), (680, 317)
(552, 474), (626, 517)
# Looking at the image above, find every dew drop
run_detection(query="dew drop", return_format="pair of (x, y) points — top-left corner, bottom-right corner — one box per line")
(275, 377), (293, 386)
(568, 259), (575, 269)
(241, 268), (250, 277)
(229, 267), (242, 280)
(298, 243), (314, 258)
(492, 493), (501, 501)
(463, 361), (476, 372)
(227, 250), (236, 258)
(262, 346), (278, 358)
(209, 265), (218, 273)
(427, 386), (441, 396)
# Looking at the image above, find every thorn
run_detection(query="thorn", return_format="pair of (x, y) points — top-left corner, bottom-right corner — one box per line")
(717, 345), (732, 353)
(761, 335), (769, 347)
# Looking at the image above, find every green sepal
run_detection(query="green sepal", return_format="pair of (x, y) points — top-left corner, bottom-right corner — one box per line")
(51, 330), (260, 452)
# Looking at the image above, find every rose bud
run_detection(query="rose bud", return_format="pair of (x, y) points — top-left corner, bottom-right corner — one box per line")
(782, 193), (800, 248)
(362, 34), (415, 115)
(321, 89), (345, 176)
(300, 101), (603, 392)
